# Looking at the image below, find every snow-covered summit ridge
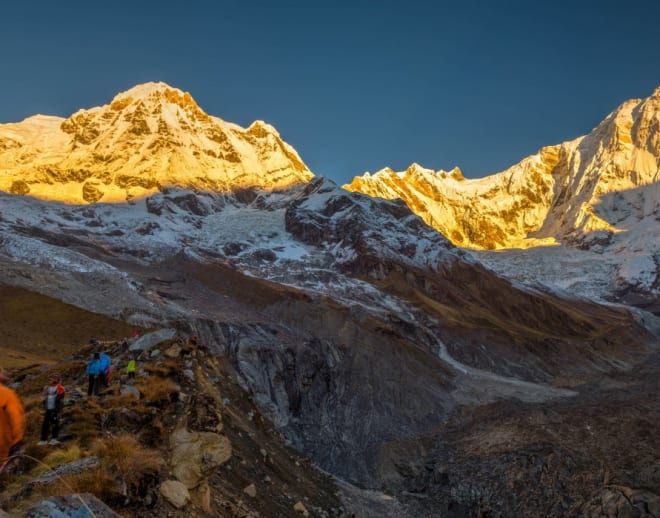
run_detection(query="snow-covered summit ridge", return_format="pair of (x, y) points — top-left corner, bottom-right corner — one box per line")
(345, 86), (660, 314)
(110, 81), (187, 101)
(345, 86), (660, 251)
(0, 82), (313, 203)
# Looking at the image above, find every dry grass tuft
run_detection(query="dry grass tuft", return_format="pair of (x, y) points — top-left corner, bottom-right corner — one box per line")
(66, 400), (105, 447)
(135, 376), (179, 403)
(103, 392), (143, 409)
(92, 434), (162, 500)
(142, 358), (179, 377)
(12, 428), (162, 510)
(22, 394), (46, 441)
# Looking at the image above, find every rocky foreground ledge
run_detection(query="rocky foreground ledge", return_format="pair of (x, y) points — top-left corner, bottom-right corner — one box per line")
(0, 329), (356, 517)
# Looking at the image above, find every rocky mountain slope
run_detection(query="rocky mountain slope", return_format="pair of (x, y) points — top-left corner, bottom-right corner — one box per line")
(0, 83), (658, 516)
(345, 87), (660, 313)
(0, 295), (346, 517)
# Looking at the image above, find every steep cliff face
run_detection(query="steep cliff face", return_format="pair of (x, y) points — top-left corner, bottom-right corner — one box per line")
(345, 87), (660, 251)
(0, 82), (313, 203)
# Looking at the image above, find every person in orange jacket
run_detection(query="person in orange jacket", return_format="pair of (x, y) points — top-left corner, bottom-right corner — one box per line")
(0, 367), (25, 473)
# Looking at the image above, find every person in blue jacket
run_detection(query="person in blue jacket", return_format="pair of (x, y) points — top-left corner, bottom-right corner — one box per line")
(99, 352), (111, 389)
(86, 353), (102, 396)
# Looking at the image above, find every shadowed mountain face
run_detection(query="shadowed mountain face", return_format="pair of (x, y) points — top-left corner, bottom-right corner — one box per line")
(0, 84), (658, 516)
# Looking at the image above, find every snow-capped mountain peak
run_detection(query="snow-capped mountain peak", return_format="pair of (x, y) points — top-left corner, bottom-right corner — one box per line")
(345, 86), (660, 312)
(345, 86), (660, 251)
(0, 82), (313, 204)
(102, 81), (211, 127)
(111, 80), (188, 101)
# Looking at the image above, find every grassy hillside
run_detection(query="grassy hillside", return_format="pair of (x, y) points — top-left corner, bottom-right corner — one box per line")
(0, 286), (141, 369)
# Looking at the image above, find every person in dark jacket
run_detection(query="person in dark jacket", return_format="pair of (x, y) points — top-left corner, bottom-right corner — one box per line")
(38, 372), (65, 446)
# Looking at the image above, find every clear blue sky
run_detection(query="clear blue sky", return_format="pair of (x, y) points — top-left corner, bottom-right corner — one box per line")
(1, 0), (659, 185)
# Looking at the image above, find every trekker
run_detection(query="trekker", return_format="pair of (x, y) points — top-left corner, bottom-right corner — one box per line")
(99, 351), (111, 389)
(38, 372), (65, 446)
(126, 356), (136, 380)
(0, 367), (25, 473)
(86, 352), (102, 396)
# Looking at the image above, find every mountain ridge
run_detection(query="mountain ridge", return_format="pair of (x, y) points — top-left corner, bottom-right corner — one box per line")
(345, 86), (659, 250)
(344, 86), (660, 313)
(0, 81), (313, 203)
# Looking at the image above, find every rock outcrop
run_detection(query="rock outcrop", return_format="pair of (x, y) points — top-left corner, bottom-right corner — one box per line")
(25, 494), (123, 518)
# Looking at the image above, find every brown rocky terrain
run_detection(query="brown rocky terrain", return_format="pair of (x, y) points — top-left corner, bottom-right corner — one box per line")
(0, 286), (138, 370)
(1, 265), (658, 517)
(0, 292), (345, 517)
(379, 356), (660, 517)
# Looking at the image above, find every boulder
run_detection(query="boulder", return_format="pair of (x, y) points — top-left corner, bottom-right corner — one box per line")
(169, 425), (232, 489)
(294, 501), (310, 516)
(160, 479), (191, 509)
(193, 481), (212, 514)
(129, 328), (177, 352)
(243, 483), (257, 498)
(164, 344), (182, 358)
(120, 384), (141, 399)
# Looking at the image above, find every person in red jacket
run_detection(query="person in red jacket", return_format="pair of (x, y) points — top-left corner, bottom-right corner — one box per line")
(38, 372), (65, 446)
(0, 367), (25, 473)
